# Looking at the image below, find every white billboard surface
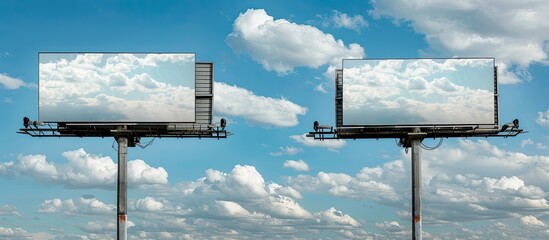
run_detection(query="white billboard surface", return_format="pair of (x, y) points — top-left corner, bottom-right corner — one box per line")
(343, 58), (495, 126)
(39, 53), (196, 123)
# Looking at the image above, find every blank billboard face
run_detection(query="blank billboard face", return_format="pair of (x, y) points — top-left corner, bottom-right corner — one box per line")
(39, 53), (195, 123)
(343, 58), (495, 126)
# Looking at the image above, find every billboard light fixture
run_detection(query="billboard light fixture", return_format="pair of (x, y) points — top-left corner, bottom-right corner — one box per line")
(23, 117), (30, 128)
(501, 119), (519, 132)
(23, 117), (44, 128)
(220, 118), (226, 130)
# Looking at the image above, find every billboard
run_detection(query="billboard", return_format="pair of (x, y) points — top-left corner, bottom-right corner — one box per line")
(39, 53), (196, 123)
(342, 58), (496, 127)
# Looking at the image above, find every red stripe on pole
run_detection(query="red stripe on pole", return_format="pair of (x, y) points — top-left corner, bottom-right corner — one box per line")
(119, 215), (126, 222)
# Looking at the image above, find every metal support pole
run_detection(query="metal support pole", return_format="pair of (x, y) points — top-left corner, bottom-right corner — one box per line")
(411, 135), (422, 240)
(117, 137), (128, 240)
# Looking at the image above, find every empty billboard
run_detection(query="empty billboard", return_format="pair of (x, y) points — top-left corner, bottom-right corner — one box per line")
(39, 53), (196, 123)
(342, 58), (496, 127)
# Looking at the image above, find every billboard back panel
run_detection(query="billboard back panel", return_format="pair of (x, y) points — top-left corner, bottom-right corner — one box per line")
(39, 53), (196, 123)
(342, 58), (496, 126)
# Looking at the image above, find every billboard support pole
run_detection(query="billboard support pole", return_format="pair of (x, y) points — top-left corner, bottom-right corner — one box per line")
(410, 128), (423, 240)
(116, 135), (129, 240)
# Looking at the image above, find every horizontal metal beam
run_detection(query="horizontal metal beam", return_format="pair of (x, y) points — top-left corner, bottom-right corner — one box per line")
(307, 128), (524, 140)
(17, 128), (230, 139)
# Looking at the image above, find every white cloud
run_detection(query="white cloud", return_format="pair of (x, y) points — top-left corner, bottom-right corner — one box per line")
(226, 9), (364, 74)
(128, 159), (168, 185)
(0, 204), (22, 217)
(131, 197), (167, 212)
(130, 164), (366, 238)
(317, 207), (361, 227)
(0, 227), (30, 238)
(78, 220), (134, 234)
(283, 159), (310, 172)
(521, 138), (534, 148)
(369, 1), (549, 84)
(271, 146), (303, 157)
(288, 165), (401, 204)
(210, 200), (254, 218)
(264, 195), (312, 219)
(38, 197), (115, 215)
(290, 134), (346, 151)
(375, 221), (404, 233)
(314, 83), (329, 93)
(520, 138), (548, 150)
(198, 165), (269, 200)
(520, 215), (546, 227)
(538, 108), (549, 129)
(214, 82), (307, 127)
(288, 139), (549, 224)
(267, 183), (303, 200)
(0, 148), (168, 189)
(0, 73), (35, 89)
(331, 11), (368, 32)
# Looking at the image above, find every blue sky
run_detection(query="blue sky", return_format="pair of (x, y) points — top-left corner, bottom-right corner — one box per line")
(1, 1), (548, 239)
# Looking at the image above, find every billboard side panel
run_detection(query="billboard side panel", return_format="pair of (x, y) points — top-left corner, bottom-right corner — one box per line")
(195, 62), (213, 125)
(335, 69), (343, 127)
(39, 53), (196, 123)
(342, 58), (496, 127)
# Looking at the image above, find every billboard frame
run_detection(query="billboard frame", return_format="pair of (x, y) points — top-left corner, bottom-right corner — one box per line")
(338, 57), (498, 128)
(21, 55), (228, 240)
(309, 57), (523, 240)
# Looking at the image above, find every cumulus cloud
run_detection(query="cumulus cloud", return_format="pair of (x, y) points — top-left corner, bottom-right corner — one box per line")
(0, 148), (168, 189)
(369, 0), (549, 84)
(0, 227), (30, 238)
(226, 9), (364, 74)
(38, 197), (115, 215)
(521, 138), (535, 148)
(288, 164), (401, 204)
(78, 220), (134, 234)
(290, 134), (346, 151)
(0, 204), (22, 217)
(519, 138), (548, 150)
(214, 82), (307, 127)
(331, 11), (368, 32)
(271, 146), (303, 157)
(314, 83), (329, 93)
(288, 139), (549, 224)
(187, 165), (269, 201)
(130, 165), (366, 238)
(0, 73), (35, 89)
(538, 108), (549, 129)
(132, 197), (167, 212)
(283, 160), (310, 172)
(375, 221), (406, 233)
(316, 207), (361, 227)
(520, 215), (545, 227)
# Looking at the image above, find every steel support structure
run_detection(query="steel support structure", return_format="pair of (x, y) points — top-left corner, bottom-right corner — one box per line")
(411, 136), (422, 240)
(117, 136), (128, 240)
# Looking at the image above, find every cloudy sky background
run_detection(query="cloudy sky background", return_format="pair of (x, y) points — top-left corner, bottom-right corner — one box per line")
(0, 0), (548, 239)
(39, 53), (196, 122)
(343, 58), (495, 126)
